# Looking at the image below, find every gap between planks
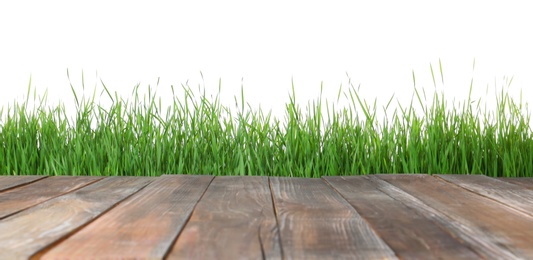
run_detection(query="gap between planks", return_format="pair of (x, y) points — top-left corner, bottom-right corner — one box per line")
(1, 174), (533, 259)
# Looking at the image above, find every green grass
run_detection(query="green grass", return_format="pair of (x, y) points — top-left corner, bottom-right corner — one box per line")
(1, 68), (532, 177)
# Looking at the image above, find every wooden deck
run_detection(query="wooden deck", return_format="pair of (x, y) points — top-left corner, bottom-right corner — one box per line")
(1, 174), (533, 259)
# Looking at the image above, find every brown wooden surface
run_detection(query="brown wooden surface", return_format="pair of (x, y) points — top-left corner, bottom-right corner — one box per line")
(0, 175), (47, 192)
(0, 175), (533, 259)
(0, 177), (153, 259)
(378, 174), (533, 259)
(270, 177), (397, 259)
(0, 176), (101, 219)
(324, 176), (480, 259)
(366, 175), (516, 260)
(499, 177), (533, 190)
(41, 175), (211, 259)
(437, 174), (533, 217)
(168, 176), (281, 260)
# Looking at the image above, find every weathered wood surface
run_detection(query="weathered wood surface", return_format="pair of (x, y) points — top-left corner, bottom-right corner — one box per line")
(270, 177), (397, 259)
(41, 175), (211, 259)
(0, 174), (532, 259)
(168, 176), (281, 259)
(499, 177), (533, 190)
(323, 176), (480, 259)
(379, 174), (533, 259)
(0, 177), (153, 259)
(0, 175), (47, 192)
(437, 174), (533, 217)
(0, 176), (101, 219)
(367, 175), (517, 259)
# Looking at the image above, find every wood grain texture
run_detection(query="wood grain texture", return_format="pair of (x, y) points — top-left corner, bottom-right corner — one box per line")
(366, 175), (515, 260)
(168, 176), (281, 260)
(0, 176), (101, 219)
(323, 176), (480, 259)
(378, 174), (533, 259)
(1, 175), (533, 259)
(270, 177), (397, 260)
(41, 175), (213, 260)
(0, 177), (153, 260)
(437, 174), (533, 217)
(498, 177), (533, 190)
(0, 175), (47, 192)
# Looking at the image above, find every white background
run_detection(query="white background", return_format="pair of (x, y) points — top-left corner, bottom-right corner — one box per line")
(1, 0), (532, 126)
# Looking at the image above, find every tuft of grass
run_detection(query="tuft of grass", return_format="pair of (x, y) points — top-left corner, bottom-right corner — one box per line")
(1, 67), (532, 177)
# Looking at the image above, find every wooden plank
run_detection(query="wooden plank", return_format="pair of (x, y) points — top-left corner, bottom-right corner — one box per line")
(270, 177), (397, 259)
(0, 177), (153, 259)
(0, 176), (101, 219)
(323, 176), (480, 259)
(366, 175), (517, 259)
(0, 175), (47, 192)
(437, 174), (533, 217)
(41, 175), (213, 260)
(498, 177), (533, 190)
(167, 176), (281, 259)
(378, 174), (533, 259)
